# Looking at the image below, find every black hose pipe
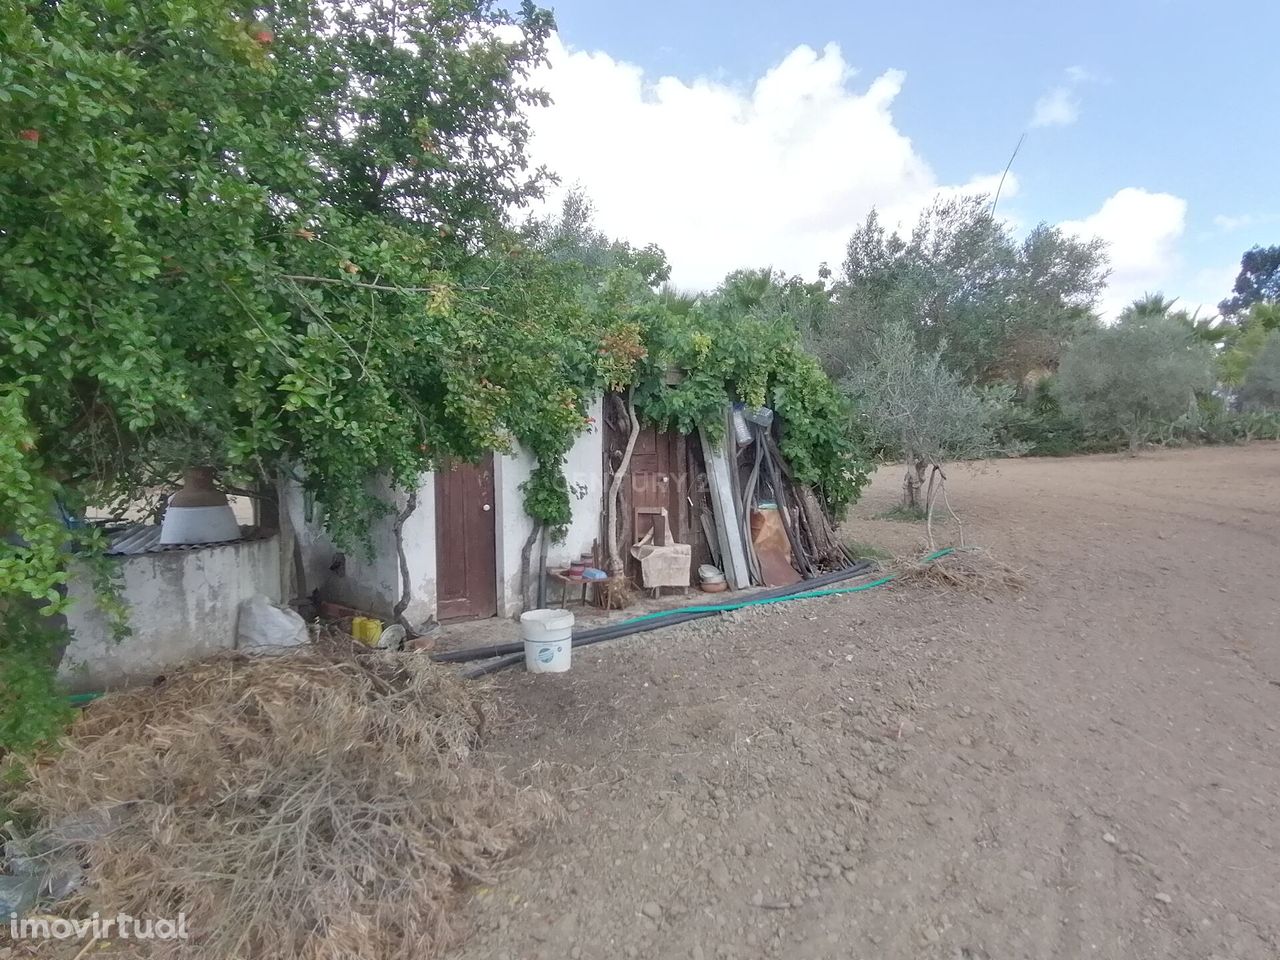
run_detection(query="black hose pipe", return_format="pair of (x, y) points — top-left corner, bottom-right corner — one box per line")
(432, 559), (876, 665)
(433, 560), (873, 664)
(460, 652), (525, 679)
(436, 559), (876, 663)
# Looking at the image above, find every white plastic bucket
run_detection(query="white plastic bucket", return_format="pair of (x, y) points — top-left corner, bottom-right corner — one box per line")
(520, 608), (574, 673)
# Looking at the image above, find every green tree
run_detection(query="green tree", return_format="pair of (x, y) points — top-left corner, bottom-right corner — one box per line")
(1119, 292), (1226, 343)
(521, 195), (872, 579)
(1239, 331), (1280, 411)
(1, 0), (568, 538)
(1218, 302), (1280, 387)
(525, 189), (670, 287)
(1120, 292), (1183, 322)
(0, 0), (620, 750)
(523, 202), (870, 518)
(716, 267), (833, 334)
(842, 321), (1012, 508)
(826, 196), (1108, 384)
(1219, 245), (1280, 317)
(1055, 313), (1215, 453)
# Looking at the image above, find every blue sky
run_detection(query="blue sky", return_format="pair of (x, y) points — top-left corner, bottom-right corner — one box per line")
(524, 0), (1280, 315)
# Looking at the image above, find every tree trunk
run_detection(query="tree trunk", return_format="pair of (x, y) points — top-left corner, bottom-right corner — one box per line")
(392, 488), (417, 630)
(536, 524), (549, 608)
(901, 458), (927, 509)
(519, 521), (543, 611)
(605, 388), (640, 577)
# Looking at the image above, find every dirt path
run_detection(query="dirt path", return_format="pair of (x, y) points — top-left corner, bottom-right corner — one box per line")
(452, 444), (1280, 960)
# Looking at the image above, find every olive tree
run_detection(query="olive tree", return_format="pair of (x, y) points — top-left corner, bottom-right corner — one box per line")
(1239, 330), (1280, 411)
(1055, 314), (1215, 452)
(842, 321), (1012, 510)
(822, 197), (1107, 385)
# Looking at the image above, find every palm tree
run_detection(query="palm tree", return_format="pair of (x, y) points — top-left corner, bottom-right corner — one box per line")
(1120, 292), (1180, 322)
(656, 284), (701, 317)
(1119, 292), (1225, 345)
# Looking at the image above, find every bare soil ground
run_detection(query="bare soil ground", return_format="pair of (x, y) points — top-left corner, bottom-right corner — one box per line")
(453, 444), (1280, 960)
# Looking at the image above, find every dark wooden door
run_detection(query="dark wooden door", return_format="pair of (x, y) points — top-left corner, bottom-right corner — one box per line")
(435, 455), (497, 621)
(626, 426), (685, 579)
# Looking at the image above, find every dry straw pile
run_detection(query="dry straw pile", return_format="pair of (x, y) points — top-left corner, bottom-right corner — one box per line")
(17, 646), (549, 959)
(893, 547), (1028, 593)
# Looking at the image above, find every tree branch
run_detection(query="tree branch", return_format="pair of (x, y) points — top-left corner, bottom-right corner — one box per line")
(279, 274), (489, 294)
(605, 388), (640, 577)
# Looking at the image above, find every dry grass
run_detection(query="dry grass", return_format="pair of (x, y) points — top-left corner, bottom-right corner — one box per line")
(892, 546), (1028, 592)
(14, 643), (550, 960)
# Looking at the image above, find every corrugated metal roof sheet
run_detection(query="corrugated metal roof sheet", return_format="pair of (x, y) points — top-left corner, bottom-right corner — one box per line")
(105, 524), (272, 556)
(105, 525), (162, 556)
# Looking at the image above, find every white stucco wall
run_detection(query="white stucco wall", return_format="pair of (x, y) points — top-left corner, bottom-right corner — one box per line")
(278, 478), (340, 607)
(398, 473), (437, 627)
(287, 400), (603, 623)
(60, 535), (284, 692)
(495, 397), (605, 616)
(280, 475), (437, 628)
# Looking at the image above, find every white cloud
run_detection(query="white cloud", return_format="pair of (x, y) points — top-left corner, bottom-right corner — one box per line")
(1028, 65), (1098, 129)
(1030, 86), (1080, 128)
(526, 36), (1012, 289)
(1213, 213), (1254, 232)
(524, 38), (1220, 319)
(1061, 188), (1189, 318)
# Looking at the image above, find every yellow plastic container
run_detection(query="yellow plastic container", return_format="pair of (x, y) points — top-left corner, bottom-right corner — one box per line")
(351, 616), (382, 646)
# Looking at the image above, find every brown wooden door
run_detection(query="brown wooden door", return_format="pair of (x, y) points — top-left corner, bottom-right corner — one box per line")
(435, 455), (497, 621)
(627, 426), (684, 579)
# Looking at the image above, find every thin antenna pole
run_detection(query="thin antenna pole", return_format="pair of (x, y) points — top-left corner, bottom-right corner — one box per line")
(990, 133), (1025, 216)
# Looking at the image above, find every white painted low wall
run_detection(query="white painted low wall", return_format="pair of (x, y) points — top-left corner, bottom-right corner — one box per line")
(60, 534), (284, 692)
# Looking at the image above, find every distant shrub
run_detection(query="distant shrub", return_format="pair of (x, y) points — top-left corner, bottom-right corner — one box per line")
(1240, 331), (1280, 412)
(1169, 399), (1280, 445)
(1056, 317), (1215, 453)
(994, 378), (1118, 456)
(993, 377), (1279, 457)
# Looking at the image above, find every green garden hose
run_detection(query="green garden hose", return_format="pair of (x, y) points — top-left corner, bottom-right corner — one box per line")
(600, 547), (955, 625)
